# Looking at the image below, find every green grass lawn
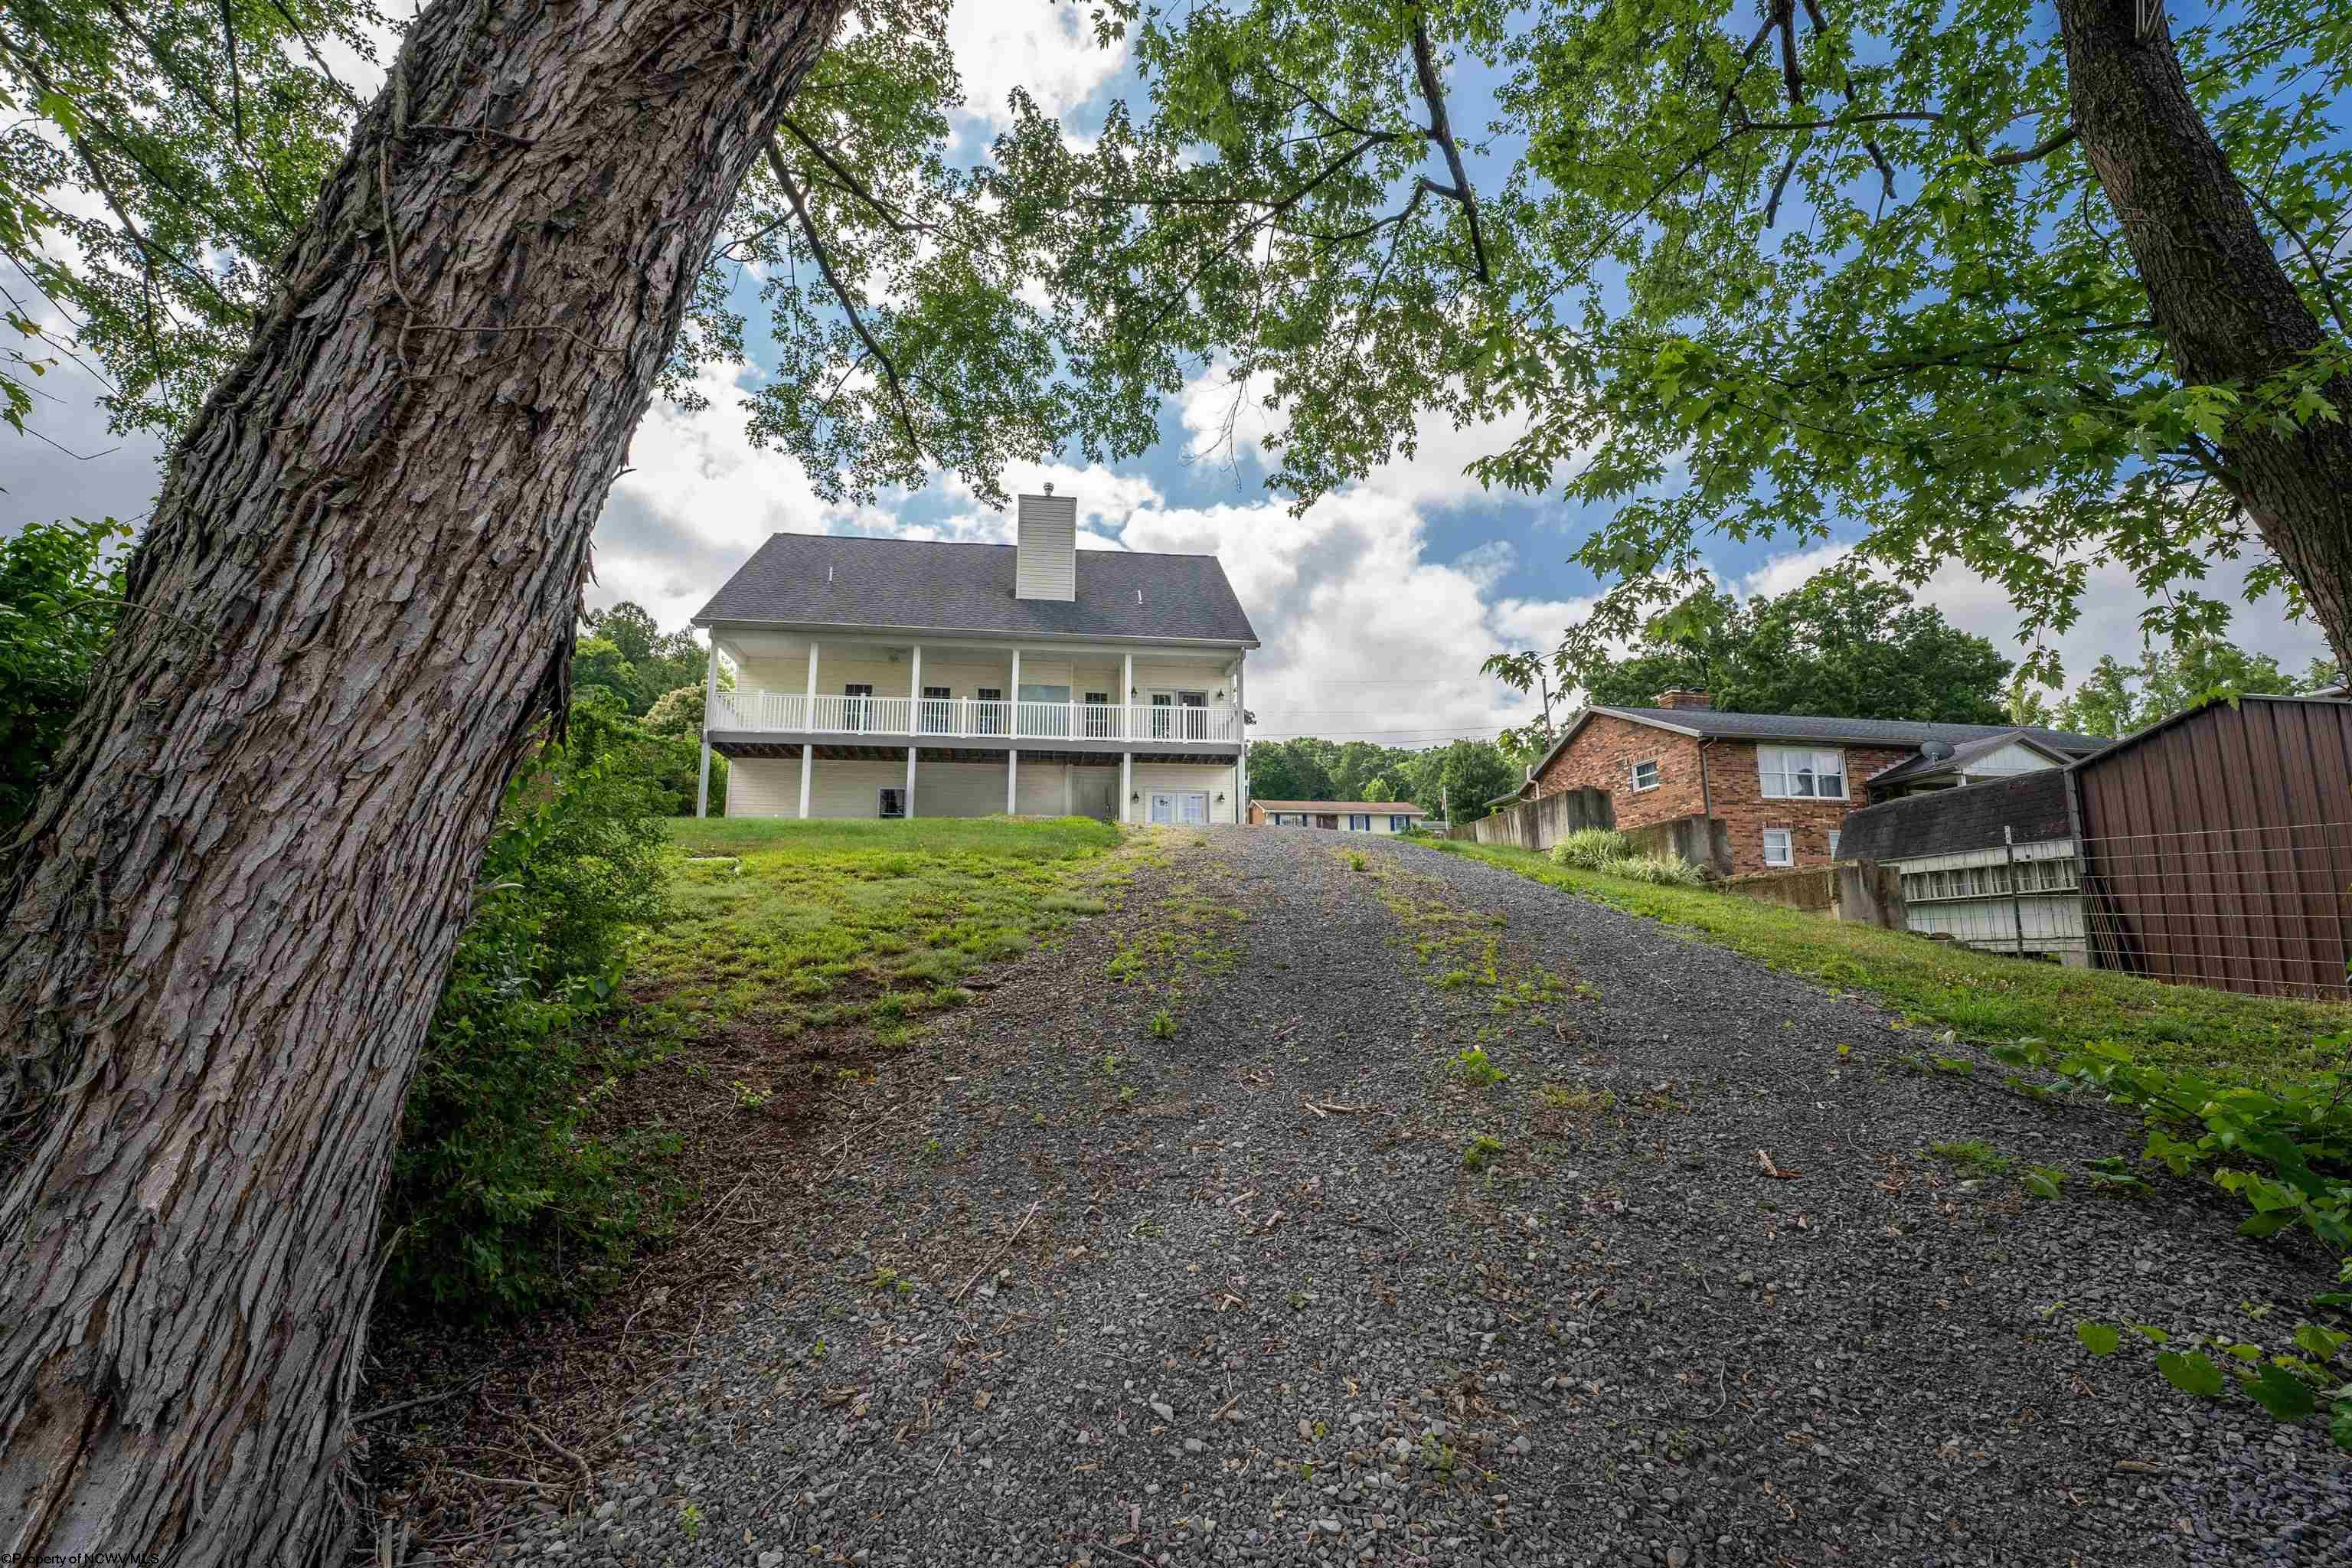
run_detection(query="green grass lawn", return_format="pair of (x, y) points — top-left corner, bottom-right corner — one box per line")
(1423, 838), (2349, 1083)
(637, 815), (1124, 1054)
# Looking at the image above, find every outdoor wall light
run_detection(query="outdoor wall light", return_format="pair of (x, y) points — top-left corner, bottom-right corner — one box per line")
(1215, 792), (1227, 802)
(1129, 791), (1141, 802)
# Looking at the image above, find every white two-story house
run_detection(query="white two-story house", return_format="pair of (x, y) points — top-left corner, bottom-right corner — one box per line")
(692, 492), (1259, 824)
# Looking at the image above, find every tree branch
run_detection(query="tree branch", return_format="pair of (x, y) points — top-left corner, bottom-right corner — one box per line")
(1409, 13), (1490, 285)
(1986, 125), (2078, 167)
(775, 116), (937, 234)
(2245, 181), (2352, 338)
(765, 142), (926, 469)
(217, 0), (246, 144)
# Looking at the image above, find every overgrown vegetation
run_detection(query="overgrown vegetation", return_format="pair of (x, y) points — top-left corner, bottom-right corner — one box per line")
(0, 515), (126, 848)
(1427, 840), (2347, 1082)
(384, 703), (673, 1316)
(1547, 828), (1705, 886)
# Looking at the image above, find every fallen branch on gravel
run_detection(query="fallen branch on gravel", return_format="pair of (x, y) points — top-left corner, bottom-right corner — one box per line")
(526, 1419), (595, 1491)
(1756, 1148), (1802, 1180)
(352, 1370), (487, 1424)
(950, 1202), (1040, 1304)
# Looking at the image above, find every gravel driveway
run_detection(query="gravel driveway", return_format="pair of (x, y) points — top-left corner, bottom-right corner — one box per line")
(496, 827), (2348, 1568)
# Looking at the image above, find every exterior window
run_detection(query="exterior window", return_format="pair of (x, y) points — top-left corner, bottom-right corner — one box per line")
(1348, 814), (1371, 831)
(1758, 746), (1846, 799)
(1629, 759), (1661, 792)
(844, 681), (874, 732)
(1762, 828), (1794, 867)
(1083, 691), (1112, 737)
(920, 685), (952, 733)
(1390, 815), (1410, 831)
(974, 687), (1004, 736)
(1827, 830), (1841, 859)
(878, 787), (906, 819)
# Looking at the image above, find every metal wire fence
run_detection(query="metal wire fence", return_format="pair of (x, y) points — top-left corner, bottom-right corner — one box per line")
(2077, 820), (2351, 1001)
(1888, 822), (2352, 1001)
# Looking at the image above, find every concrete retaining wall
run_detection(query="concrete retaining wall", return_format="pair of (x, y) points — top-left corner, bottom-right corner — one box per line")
(1466, 787), (1615, 852)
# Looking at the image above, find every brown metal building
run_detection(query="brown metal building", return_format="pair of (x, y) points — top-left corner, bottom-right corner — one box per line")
(2069, 695), (2352, 999)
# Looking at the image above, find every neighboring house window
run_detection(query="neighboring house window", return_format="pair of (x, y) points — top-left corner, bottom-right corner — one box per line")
(1828, 830), (1842, 859)
(1758, 746), (1846, 799)
(975, 687), (1004, 736)
(878, 787), (906, 819)
(920, 685), (952, 734)
(1390, 815), (1410, 831)
(1762, 828), (1794, 867)
(1349, 814), (1371, 831)
(844, 682), (874, 732)
(1629, 759), (1661, 792)
(1083, 691), (1112, 737)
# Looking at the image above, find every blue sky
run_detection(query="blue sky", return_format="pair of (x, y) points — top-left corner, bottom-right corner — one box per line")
(1, 3), (2330, 744)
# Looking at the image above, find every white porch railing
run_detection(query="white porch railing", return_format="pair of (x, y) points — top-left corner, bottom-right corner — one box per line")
(711, 691), (1241, 744)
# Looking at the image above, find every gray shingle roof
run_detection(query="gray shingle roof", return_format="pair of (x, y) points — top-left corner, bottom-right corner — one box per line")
(1252, 800), (1426, 814)
(1865, 729), (2068, 789)
(694, 533), (1258, 645)
(1592, 706), (2109, 753)
(1836, 770), (2075, 862)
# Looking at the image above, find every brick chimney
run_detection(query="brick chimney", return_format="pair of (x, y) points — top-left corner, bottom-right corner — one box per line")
(1653, 688), (1713, 711)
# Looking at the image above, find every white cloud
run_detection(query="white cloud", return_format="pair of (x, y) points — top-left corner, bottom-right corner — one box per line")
(948, 2), (1127, 135)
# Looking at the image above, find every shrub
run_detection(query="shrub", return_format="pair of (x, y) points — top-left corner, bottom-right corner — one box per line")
(382, 699), (672, 1317)
(0, 516), (128, 851)
(1596, 852), (1707, 887)
(1549, 828), (1632, 870)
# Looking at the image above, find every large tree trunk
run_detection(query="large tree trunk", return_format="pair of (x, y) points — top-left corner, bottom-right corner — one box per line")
(2056, 0), (2352, 666)
(0, 1), (842, 1560)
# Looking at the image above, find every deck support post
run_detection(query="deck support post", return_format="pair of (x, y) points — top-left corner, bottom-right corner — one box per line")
(799, 743), (812, 819)
(1120, 751), (1132, 825)
(1007, 748), (1019, 815)
(696, 635), (721, 818)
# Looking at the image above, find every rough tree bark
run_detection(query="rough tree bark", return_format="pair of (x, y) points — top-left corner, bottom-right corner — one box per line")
(2056, 0), (2352, 666)
(0, 0), (843, 1560)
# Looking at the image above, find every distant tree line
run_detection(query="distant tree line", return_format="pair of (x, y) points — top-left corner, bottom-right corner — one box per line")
(1488, 573), (2333, 755)
(1248, 736), (1523, 825)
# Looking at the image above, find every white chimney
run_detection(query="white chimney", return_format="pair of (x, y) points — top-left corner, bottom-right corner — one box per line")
(1014, 490), (1076, 601)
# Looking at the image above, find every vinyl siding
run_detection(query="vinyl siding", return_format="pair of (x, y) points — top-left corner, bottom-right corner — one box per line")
(723, 755), (1125, 820)
(1130, 762), (1238, 824)
(1015, 494), (1079, 601)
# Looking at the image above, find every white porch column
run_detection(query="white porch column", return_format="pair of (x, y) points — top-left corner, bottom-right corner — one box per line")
(1233, 652), (1247, 822)
(695, 635), (722, 818)
(1120, 750), (1132, 824)
(1121, 651), (1134, 739)
(1007, 748), (1020, 815)
(906, 746), (918, 818)
(805, 641), (820, 730)
(1010, 648), (1022, 737)
(799, 743), (813, 819)
(910, 643), (923, 727)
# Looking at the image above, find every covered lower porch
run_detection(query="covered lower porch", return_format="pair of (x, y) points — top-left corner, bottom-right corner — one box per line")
(712, 742), (1241, 825)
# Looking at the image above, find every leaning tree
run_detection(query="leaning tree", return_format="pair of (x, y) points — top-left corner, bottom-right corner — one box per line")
(6, 0), (2352, 1560)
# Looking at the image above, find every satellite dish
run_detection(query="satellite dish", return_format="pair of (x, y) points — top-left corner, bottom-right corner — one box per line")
(1919, 740), (1955, 760)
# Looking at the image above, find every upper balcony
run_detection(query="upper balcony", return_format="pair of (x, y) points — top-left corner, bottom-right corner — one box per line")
(709, 690), (1243, 749)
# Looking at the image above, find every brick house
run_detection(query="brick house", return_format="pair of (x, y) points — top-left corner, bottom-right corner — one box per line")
(1524, 691), (2105, 877)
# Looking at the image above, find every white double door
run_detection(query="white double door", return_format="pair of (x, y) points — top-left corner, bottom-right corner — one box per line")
(1147, 790), (1210, 826)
